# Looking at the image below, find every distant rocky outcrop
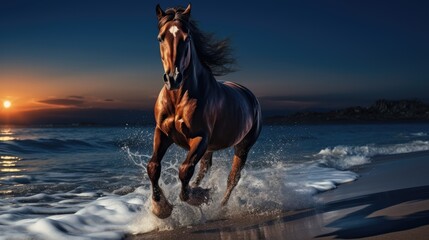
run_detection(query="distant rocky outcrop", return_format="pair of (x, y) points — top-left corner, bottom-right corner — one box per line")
(265, 99), (429, 124)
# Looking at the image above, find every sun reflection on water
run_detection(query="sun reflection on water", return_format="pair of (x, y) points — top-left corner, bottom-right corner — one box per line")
(0, 190), (13, 194)
(0, 136), (15, 141)
(0, 128), (16, 141)
(0, 154), (23, 196)
(0, 156), (22, 173)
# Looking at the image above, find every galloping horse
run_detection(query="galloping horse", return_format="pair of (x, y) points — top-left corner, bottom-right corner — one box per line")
(147, 4), (262, 219)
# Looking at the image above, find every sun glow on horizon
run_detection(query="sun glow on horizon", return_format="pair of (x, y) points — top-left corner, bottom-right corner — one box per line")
(3, 100), (11, 109)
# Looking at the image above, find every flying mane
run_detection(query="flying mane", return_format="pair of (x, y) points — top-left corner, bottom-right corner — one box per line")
(157, 6), (236, 76)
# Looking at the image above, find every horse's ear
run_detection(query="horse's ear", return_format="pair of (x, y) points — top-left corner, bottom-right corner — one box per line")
(182, 3), (191, 18)
(156, 4), (166, 21)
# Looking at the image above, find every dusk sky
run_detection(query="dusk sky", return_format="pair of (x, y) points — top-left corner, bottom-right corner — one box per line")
(1, 0), (428, 124)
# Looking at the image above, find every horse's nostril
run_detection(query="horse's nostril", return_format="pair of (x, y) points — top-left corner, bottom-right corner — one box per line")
(175, 72), (182, 82)
(163, 69), (182, 90)
(174, 67), (180, 77)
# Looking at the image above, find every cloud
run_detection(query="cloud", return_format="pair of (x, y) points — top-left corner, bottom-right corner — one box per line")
(68, 95), (85, 99)
(104, 99), (114, 102)
(39, 98), (85, 107)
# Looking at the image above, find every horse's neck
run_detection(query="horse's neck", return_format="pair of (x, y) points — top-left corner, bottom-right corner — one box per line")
(178, 45), (217, 100)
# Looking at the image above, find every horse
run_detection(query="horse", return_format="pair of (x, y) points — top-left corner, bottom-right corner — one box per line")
(147, 4), (262, 219)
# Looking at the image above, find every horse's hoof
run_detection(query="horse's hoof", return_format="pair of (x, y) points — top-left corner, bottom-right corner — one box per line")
(186, 187), (210, 206)
(151, 196), (173, 219)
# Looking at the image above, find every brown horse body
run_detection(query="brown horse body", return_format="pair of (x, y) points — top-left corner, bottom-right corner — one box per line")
(147, 4), (261, 218)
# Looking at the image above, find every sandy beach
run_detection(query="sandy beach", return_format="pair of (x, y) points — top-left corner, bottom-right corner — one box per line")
(127, 150), (429, 240)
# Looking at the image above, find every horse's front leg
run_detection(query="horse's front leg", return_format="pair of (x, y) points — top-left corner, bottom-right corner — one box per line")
(179, 135), (210, 206)
(147, 127), (173, 218)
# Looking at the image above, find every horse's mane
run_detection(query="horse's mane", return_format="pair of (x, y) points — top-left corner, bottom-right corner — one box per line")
(158, 6), (236, 76)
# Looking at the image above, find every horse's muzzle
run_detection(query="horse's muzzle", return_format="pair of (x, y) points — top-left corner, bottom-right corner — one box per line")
(163, 71), (182, 90)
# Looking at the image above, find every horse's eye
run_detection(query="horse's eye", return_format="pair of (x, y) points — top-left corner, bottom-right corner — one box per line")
(157, 36), (163, 42)
(184, 36), (190, 43)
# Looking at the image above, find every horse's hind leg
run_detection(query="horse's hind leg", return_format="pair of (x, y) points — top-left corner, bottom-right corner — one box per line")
(221, 118), (261, 206)
(192, 151), (213, 187)
(221, 150), (248, 206)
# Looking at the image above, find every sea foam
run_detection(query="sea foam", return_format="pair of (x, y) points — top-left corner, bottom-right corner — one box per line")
(317, 140), (429, 169)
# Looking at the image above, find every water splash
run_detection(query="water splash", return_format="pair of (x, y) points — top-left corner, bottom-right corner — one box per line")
(122, 146), (151, 171)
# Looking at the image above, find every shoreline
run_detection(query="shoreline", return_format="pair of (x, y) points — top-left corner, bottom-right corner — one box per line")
(127, 150), (429, 240)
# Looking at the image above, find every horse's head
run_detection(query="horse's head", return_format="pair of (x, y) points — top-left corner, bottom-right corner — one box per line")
(156, 4), (192, 90)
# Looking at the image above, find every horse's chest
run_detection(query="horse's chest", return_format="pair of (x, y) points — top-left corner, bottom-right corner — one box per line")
(157, 116), (188, 147)
(173, 116), (190, 136)
(160, 97), (198, 143)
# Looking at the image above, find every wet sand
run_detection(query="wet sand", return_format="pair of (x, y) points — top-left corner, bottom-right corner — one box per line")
(127, 151), (429, 240)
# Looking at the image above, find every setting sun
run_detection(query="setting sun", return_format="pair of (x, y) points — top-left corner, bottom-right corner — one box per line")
(3, 100), (11, 109)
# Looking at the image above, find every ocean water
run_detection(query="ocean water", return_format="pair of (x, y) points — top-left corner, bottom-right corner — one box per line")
(1, 123), (429, 239)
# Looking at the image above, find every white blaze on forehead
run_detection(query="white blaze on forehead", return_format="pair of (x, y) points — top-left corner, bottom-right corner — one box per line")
(169, 25), (179, 38)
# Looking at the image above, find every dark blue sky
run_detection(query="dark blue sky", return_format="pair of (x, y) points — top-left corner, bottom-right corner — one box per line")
(1, 0), (428, 115)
